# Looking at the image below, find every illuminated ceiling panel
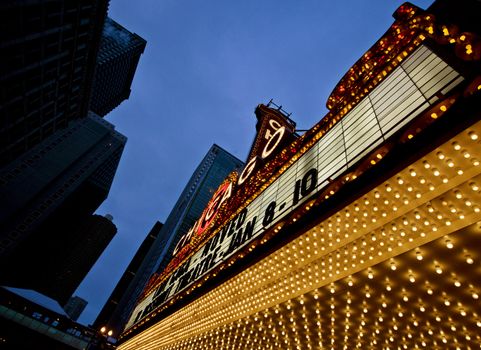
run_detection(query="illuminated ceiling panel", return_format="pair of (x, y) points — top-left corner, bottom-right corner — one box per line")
(118, 119), (481, 350)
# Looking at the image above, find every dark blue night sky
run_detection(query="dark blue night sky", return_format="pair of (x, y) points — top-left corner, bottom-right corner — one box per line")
(75, 0), (433, 325)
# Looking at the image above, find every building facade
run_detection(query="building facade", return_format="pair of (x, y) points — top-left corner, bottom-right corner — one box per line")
(0, 0), (109, 167)
(90, 17), (147, 117)
(0, 0), (145, 332)
(0, 114), (126, 303)
(29, 214), (117, 305)
(93, 221), (163, 338)
(117, 1), (481, 349)
(152, 144), (245, 276)
(95, 145), (243, 336)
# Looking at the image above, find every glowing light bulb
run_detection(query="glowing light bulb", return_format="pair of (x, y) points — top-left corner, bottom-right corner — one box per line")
(416, 250), (423, 260)
(445, 239), (453, 249)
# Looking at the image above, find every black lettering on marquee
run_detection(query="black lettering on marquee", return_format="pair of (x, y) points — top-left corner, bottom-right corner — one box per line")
(141, 302), (154, 319)
(191, 259), (203, 280)
(153, 283), (165, 299)
(236, 208), (247, 230)
(171, 257), (190, 281)
(135, 213), (262, 325)
(152, 294), (164, 309)
(301, 168), (318, 196)
(201, 238), (214, 258)
(226, 216), (257, 255)
(220, 220), (232, 238)
(228, 228), (243, 254)
(134, 311), (143, 324)
(155, 285), (172, 304)
(293, 167), (318, 205)
(241, 215), (256, 241)
(175, 268), (193, 292)
(262, 201), (276, 227)
(228, 218), (237, 237)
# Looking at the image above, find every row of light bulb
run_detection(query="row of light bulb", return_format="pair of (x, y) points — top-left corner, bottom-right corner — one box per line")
(154, 228), (481, 350)
(118, 126), (481, 350)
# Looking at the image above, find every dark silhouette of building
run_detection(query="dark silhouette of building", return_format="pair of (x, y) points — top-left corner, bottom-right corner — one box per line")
(63, 296), (88, 321)
(0, 114), (126, 303)
(0, 0), (146, 336)
(21, 214), (117, 304)
(0, 113), (125, 256)
(90, 17), (147, 117)
(93, 221), (163, 337)
(0, 0), (109, 167)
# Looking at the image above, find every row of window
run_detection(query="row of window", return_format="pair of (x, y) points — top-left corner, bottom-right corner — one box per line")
(0, 121), (84, 187)
(2, 133), (117, 249)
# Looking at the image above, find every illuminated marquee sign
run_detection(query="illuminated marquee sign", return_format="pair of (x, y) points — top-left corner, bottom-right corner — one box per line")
(126, 44), (464, 329)
(172, 107), (296, 258)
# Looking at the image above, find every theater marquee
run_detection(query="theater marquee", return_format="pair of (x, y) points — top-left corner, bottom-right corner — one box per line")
(126, 41), (464, 330)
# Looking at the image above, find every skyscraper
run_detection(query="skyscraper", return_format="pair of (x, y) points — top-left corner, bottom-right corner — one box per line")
(95, 145), (243, 335)
(0, 113), (126, 303)
(153, 144), (244, 275)
(23, 214), (117, 304)
(0, 0), (109, 167)
(0, 0), (145, 320)
(90, 17), (147, 117)
(93, 221), (163, 337)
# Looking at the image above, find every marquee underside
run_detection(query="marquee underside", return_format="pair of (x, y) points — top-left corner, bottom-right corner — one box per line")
(118, 118), (481, 350)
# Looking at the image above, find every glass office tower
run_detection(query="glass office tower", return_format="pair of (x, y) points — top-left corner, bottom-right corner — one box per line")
(96, 145), (243, 335)
(90, 17), (147, 117)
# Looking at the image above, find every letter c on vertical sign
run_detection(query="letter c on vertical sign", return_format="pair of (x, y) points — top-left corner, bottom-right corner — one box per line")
(264, 119), (282, 140)
(196, 181), (232, 236)
(237, 156), (257, 185)
(204, 182), (232, 221)
(262, 126), (285, 159)
(173, 225), (195, 256)
(269, 119), (281, 130)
